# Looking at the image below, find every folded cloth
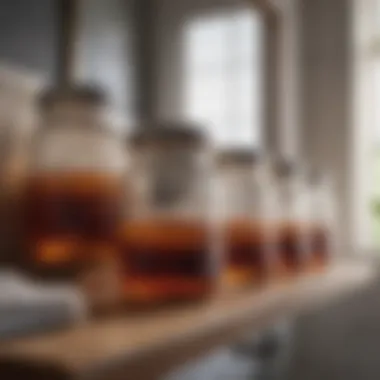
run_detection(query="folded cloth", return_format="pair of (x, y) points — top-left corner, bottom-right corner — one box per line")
(0, 270), (87, 339)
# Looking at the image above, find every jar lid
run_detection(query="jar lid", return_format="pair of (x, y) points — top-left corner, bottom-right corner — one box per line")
(130, 121), (207, 148)
(38, 83), (107, 111)
(307, 166), (332, 186)
(216, 148), (261, 167)
(273, 157), (313, 183)
(307, 166), (321, 184)
(273, 156), (298, 178)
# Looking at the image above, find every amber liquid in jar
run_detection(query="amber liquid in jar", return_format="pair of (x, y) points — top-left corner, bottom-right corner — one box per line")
(223, 219), (271, 288)
(23, 172), (123, 276)
(277, 223), (308, 277)
(119, 218), (214, 306)
(309, 225), (331, 271)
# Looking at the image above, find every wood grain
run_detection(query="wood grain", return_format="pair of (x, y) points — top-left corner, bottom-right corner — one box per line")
(0, 262), (375, 380)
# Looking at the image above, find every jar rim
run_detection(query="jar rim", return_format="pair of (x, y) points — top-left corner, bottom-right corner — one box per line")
(38, 83), (107, 111)
(216, 148), (262, 167)
(129, 121), (208, 148)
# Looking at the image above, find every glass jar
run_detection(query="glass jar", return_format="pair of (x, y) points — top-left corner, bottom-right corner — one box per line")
(274, 159), (311, 277)
(0, 71), (41, 266)
(121, 122), (216, 306)
(308, 169), (335, 271)
(23, 85), (127, 299)
(217, 149), (276, 289)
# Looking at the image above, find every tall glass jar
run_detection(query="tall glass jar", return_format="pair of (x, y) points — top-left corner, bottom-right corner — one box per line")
(308, 169), (335, 271)
(23, 85), (127, 307)
(274, 159), (311, 277)
(121, 122), (216, 306)
(217, 149), (276, 289)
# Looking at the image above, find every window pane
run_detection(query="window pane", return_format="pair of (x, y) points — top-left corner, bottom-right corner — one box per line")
(185, 16), (227, 70)
(183, 8), (263, 148)
(368, 60), (380, 245)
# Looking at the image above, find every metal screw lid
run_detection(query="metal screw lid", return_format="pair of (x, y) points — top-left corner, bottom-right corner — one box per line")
(130, 121), (208, 148)
(38, 83), (107, 111)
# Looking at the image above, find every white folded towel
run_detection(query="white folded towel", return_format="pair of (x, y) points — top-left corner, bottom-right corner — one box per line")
(0, 270), (87, 339)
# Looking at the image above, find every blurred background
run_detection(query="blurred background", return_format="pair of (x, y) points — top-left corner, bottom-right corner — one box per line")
(1, 0), (380, 379)
(0, 0), (358, 250)
(0, 0), (356, 251)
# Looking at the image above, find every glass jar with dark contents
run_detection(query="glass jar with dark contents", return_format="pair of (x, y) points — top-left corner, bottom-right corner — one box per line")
(308, 169), (335, 271)
(121, 122), (216, 306)
(23, 85), (127, 307)
(217, 149), (276, 289)
(274, 159), (310, 277)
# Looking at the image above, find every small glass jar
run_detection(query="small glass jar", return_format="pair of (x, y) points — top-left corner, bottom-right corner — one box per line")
(217, 149), (276, 289)
(23, 85), (127, 304)
(274, 159), (311, 276)
(308, 169), (335, 271)
(121, 122), (216, 306)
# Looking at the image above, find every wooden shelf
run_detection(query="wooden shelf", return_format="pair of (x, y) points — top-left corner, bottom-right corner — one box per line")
(0, 262), (375, 380)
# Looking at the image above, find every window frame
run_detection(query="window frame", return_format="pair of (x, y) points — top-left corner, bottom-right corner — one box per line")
(180, 0), (284, 152)
(253, 0), (283, 153)
(182, 8), (264, 147)
(352, 0), (380, 252)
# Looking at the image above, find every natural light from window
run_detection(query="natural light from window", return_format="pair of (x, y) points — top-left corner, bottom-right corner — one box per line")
(353, 0), (380, 250)
(183, 8), (263, 148)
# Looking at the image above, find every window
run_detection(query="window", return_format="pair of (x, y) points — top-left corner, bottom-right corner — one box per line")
(353, 0), (380, 250)
(183, 8), (263, 148)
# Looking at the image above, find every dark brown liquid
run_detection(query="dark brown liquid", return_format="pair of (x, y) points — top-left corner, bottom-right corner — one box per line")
(23, 172), (124, 276)
(119, 219), (214, 305)
(277, 223), (309, 275)
(223, 220), (273, 288)
(310, 225), (331, 270)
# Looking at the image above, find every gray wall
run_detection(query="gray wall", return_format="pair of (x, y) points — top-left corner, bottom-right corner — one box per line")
(0, 0), (135, 120)
(270, 0), (300, 156)
(299, 0), (353, 250)
(288, 4), (378, 378)
(75, 0), (135, 123)
(0, 0), (58, 78)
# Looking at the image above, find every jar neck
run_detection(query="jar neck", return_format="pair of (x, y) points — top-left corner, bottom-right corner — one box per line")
(41, 102), (107, 131)
(131, 145), (211, 220)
